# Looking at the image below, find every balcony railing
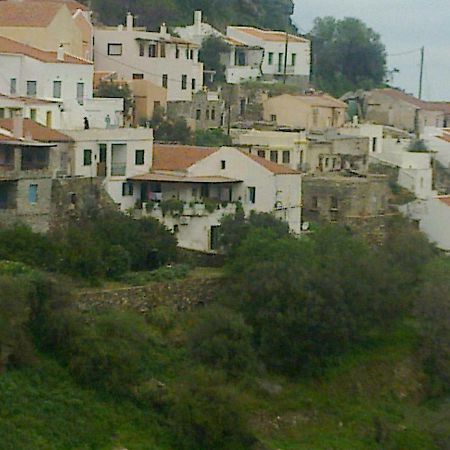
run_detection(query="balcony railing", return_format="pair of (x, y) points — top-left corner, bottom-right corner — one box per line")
(111, 163), (126, 176)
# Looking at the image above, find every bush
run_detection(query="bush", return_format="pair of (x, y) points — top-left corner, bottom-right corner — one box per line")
(169, 369), (256, 450)
(119, 264), (190, 285)
(187, 306), (258, 377)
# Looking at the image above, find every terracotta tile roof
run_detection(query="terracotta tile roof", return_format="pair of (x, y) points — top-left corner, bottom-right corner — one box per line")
(0, 93), (61, 105)
(438, 135), (450, 143)
(243, 151), (300, 174)
(28, 0), (89, 13)
(372, 88), (446, 112)
(0, 131), (16, 141)
(230, 26), (308, 43)
(0, 1), (63, 27)
(271, 93), (346, 109)
(437, 196), (450, 207)
(130, 172), (241, 184)
(0, 118), (73, 142)
(153, 144), (217, 171)
(0, 35), (91, 64)
(426, 102), (450, 114)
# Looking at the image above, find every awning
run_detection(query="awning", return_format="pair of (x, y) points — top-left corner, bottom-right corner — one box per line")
(129, 172), (242, 184)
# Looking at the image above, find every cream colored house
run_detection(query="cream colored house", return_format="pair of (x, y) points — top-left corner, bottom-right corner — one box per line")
(0, 1), (87, 59)
(129, 144), (302, 252)
(263, 93), (347, 131)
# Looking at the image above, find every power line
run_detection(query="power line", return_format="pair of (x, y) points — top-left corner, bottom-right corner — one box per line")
(387, 48), (422, 57)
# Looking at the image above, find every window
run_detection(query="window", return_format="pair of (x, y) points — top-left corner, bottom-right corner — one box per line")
(330, 196), (338, 210)
(53, 80), (62, 98)
(28, 184), (38, 203)
(196, 109), (201, 120)
(311, 196), (318, 209)
(149, 44), (157, 57)
(191, 78), (196, 90)
(282, 150), (290, 164)
(162, 74), (168, 88)
(221, 160), (226, 170)
(181, 75), (187, 90)
(160, 43), (166, 58)
(83, 149), (92, 166)
(107, 43), (122, 56)
(278, 53), (284, 71)
(133, 73), (144, 80)
(312, 108), (319, 126)
(45, 111), (52, 128)
(173, 224), (179, 234)
(210, 225), (220, 250)
(257, 149), (265, 158)
(270, 114), (277, 122)
(372, 137), (377, 152)
(26, 81), (37, 96)
(270, 150), (278, 163)
(122, 182), (134, 196)
(206, 109), (210, 120)
(200, 184), (209, 198)
(190, 49), (194, 60)
(211, 108), (216, 120)
(248, 186), (256, 204)
(139, 42), (145, 56)
(135, 149), (145, 165)
(30, 109), (37, 121)
(76, 82), (84, 105)
(291, 53), (297, 66)
(0, 108), (4, 119)
(175, 46), (180, 58)
(268, 52), (273, 65)
(10, 78), (16, 95)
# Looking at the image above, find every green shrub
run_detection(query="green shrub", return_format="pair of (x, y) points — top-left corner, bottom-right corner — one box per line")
(160, 198), (185, 216)
(119, 264), (190, 285)
(187, 305), (258, 376)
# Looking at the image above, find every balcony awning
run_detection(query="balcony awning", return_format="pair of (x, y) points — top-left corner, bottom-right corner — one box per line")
(129, 172), (242, 184)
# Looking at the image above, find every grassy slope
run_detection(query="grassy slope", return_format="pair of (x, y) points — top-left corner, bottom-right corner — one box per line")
(0, 323), (447, 449)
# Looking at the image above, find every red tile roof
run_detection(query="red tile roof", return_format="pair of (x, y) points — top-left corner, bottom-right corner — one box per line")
(372, 88), (446, 112)
(153, 144), (217, 171)
(231, 26), (308, 43)
(437, 196), (450, 207)
(0, 118), (73, 142)
(0, 35), (91, 64)
(28, 0), (89, 13)
(0, 1), (63, 27)
(243, 152), (300, 174)
(438, 135), (450, 143)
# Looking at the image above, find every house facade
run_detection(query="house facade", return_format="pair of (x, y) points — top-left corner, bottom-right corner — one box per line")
(129, 144), (302, 252)
(0, 36), (124, 129)
(94, 14), (203, 102)
(226, 26), (310, 85)
(263, 93), (347, 131)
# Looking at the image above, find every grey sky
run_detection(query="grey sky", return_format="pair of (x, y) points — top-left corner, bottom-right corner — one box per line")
(293, 0), (450, 101)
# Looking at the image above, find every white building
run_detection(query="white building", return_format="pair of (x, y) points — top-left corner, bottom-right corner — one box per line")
(175, 11), (263, 84)
(401, 196), (450, 252)
(226, 26), (310, 84)
(0, 36), (123, 130)
(94, 14), (203, 102)
(129, 144), (302, 252)
(338, 120), (384, 154)
(422, 127), (450, 169)
(62, 128), (153, 210)
(233, 129), (307, 170)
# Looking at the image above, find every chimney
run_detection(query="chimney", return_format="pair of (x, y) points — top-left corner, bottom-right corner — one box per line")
(194, 10), (202, 33)
(13, 111), (23, 139)
(57, 44), (64, 61)
(126, 12), (134, 31)
(160, 22), (167, 36)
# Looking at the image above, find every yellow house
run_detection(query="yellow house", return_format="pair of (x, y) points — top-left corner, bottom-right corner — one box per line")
(263, 93), (347, 131)
(0, 1), (86, 58)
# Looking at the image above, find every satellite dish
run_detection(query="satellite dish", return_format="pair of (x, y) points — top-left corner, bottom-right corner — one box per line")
(301, 222), (310, 231)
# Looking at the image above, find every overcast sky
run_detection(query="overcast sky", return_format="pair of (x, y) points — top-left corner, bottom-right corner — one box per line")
(292, 0), (450, 101)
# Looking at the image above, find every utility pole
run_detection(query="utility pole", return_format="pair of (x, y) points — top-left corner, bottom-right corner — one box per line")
(283, 32), (289, 84)
(418, 46), (424, 100)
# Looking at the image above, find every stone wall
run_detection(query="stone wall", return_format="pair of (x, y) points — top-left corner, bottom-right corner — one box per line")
(76, 276), (223, 314)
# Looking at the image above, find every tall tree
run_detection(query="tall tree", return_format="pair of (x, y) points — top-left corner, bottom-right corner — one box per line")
(311, 17), (387, 97)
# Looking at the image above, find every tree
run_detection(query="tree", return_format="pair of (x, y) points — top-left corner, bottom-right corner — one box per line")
(198, 36), (230, 85)
(311, 17), (387, 96)
(95, 80), (134, 115)
(194, 128), (231, 147)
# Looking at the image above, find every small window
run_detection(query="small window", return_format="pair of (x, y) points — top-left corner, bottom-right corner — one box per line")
(190, 49), (194, 60)
(122, 182), (134, 196)
(248, 187), (256, 204)
(372, 137), (377, 152)
(270, 150), (278, 163)
(282, 150), (290, 164)
(268, 52), (273, 65)
(26, 81), (37, 96)
(30, 109), (37, 121)
(10, 78), (16, 95)
(162, 74), (168, 88)
(330, 196), (338, 210)
(210, 225), (220, 250)
(53, 80), (62, 98)
(135, 149), (145, 165)
(133, 73), (144, 80)
(28, 184), (38, 203)
(107, 43), (122, 56)
(211, 108), (216, 120)
(149, 44), (157, 58)
(257, 150), (265, 158)
(291, 53), (297, 66)
(83, 149), (92, 166)
(192, 78), (196, 90)
(181, 75), (187, 90)
(76, 82), (84, 105)
(221, 160), (226, 170)
(196, 109), (201, 120)
(175, 46), (180, 58)
(270, 114), (277, 122)
(139, 42), (145, 56)
(160, 43), (166, 58)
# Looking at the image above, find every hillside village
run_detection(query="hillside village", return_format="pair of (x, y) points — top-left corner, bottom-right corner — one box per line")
(0, 1), (449, 449)
(0, 0), (449, 252)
